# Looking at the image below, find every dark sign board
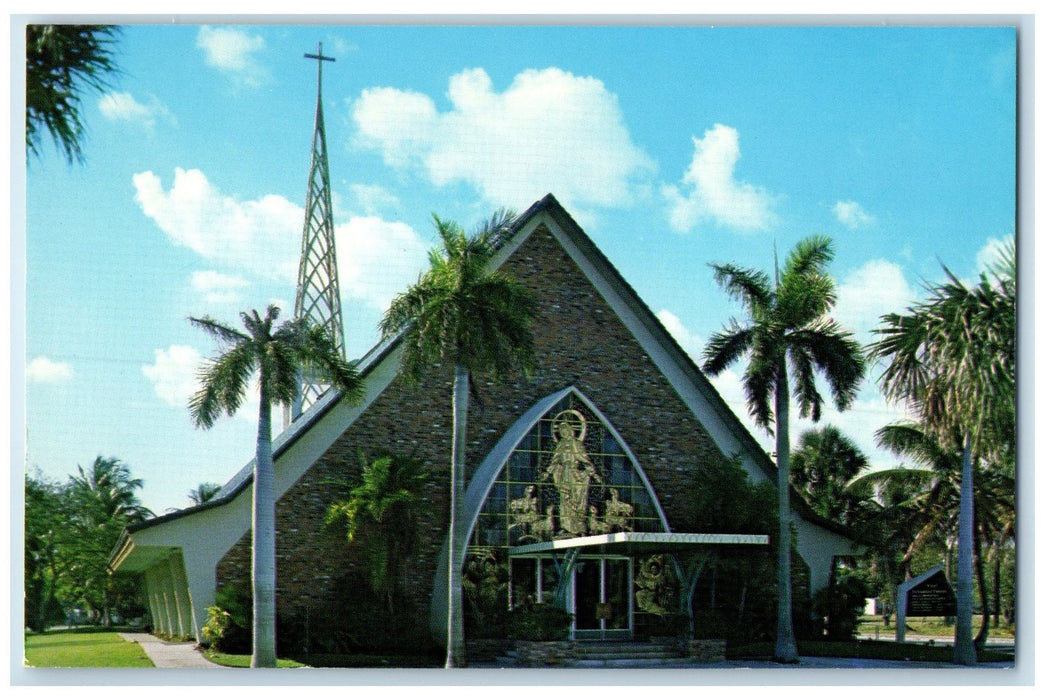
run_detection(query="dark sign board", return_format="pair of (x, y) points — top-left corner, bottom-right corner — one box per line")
(905, 570), (956, 616)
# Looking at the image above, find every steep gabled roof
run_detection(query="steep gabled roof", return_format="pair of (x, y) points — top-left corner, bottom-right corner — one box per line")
(122, 193), (860, 544)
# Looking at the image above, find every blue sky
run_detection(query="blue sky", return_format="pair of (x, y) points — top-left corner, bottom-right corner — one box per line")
(19, 20), (1017, 515)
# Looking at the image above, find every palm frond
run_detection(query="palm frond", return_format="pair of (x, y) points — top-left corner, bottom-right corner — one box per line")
(188, 315), (250, 346)
(701, 323), (754, 376)
(709, 263), (773, 315)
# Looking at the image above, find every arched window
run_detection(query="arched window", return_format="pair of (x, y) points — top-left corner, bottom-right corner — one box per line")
(469, 392), (665, 550)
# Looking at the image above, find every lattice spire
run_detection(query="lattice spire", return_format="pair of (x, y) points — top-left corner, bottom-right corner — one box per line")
(287, 43), (345, 425)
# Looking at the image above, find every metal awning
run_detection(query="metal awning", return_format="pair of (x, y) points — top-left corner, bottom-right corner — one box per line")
(508, 531), (769, 557)
(508, 532), (769, 622)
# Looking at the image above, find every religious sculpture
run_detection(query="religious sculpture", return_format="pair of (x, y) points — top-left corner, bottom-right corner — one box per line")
(543, 410), (602, 535)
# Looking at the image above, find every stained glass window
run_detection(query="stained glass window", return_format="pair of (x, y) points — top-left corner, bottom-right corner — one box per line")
(469, 393), (664, 550)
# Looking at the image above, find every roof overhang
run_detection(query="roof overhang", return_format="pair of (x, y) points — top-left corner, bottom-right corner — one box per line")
(108, 533), (180, 575)
(508, 531), (769, 557)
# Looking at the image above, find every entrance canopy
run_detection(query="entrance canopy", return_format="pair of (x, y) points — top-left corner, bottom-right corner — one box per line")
(509, 531), (768, 557)
(509, 532), (769, 624)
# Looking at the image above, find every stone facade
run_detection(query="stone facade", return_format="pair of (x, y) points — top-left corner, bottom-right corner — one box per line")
(216, 222), (732, 634)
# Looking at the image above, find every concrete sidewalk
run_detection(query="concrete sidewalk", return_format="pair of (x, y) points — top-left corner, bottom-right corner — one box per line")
(119, 632), (222, 668)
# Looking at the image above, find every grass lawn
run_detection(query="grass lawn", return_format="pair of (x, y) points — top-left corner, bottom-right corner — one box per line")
(24, 629), (154, 668)
(856, 615), (1015, 640)
(201, 649), (442, 668)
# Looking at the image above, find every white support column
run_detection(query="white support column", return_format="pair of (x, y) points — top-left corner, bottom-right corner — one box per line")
(171, 553), (196, 639)
(167, 555), (185, 637)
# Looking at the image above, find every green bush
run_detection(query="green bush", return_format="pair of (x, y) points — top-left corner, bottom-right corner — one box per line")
(201, 583), (251, 653)
(507, 602), (572, 641)
(813, 568), (869, 641)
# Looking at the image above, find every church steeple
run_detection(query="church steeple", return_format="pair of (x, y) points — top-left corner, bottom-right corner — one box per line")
(288, 43), (346, 425)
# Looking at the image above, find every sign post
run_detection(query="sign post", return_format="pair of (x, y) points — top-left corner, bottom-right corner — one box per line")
(895, 565), (956, 643)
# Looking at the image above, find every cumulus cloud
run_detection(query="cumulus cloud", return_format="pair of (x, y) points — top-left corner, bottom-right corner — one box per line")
(196, 26), (268, 86)
(27, 356), (73, 383)
(191, 270), (250, 305)
(975, 235), (1013, 275)
(133, 167), (429, 313)
(351, 67), (653, 211)
(98, 91), (175, 131)
(662, 124), (778, 233)
(833, 259), (917, 343)
(143, 344), (259, 421)
(133, 168), (301, 282)
(833, 200), (875, 229)
(142, 345), (203, 408)
(350, 183), (401, 216)
(335, 216), (430, 311)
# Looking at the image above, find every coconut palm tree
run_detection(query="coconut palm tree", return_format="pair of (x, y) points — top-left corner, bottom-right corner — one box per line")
(702, 236), (865, 663)
(790, 425), (868, 525)
(26, 24), (120, 163)
(67, 456), (153, 625)
(189, 305), (363, 668)
(868, 239), (1015, 664)
(850, 422), (1015, 644)
(380, 211), (535, 668)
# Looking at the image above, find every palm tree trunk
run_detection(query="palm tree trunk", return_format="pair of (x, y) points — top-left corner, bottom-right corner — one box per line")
(445, 364), (469, 668)
(252, 387), (278, 668)
(953, 433), (976, 665)
(974, 518), (990, 647)
(774, 363), (799, 663)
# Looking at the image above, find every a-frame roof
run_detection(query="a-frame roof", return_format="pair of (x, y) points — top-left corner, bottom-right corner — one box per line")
(118, 193), (858, 543)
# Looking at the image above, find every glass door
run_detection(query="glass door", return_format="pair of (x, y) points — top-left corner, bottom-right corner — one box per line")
(572, 557), (632, 640)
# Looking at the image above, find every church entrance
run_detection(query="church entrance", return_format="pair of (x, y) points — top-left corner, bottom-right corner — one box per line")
(572, 556), (631, 639)
(510, 554), (633, 639)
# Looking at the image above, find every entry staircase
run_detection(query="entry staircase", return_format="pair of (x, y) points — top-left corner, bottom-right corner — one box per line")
(485, 639), (698, 668)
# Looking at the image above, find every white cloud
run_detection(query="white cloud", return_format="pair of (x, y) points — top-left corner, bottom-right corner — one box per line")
(143, 344), (260, 422)
(351, 67), (653, 211)
(133, 168), (301, 282)
(133, 168), (429, 314)
(196, 26), (268, 86)
(833, 259), (917, 343)
(662, 124), (778, 233)
(191, 270), (250, 305)
(975, 235), (1013, 275)
(350, 183), (401, 216)
(142, 345), (203, 408)
(335, 217), (430, 311)
(833, 200), (875, 229)
(26, 356), (73, 383)
(98, 91), (175, 131)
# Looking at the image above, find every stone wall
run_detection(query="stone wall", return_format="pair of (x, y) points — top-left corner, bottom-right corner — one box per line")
(215, 222), (730, 636)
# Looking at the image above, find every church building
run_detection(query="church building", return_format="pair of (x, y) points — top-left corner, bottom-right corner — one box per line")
(108, 193), (863, 652)
(108, 46), (861, 657)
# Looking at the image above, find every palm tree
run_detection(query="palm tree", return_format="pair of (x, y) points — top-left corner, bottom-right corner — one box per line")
(26, 24), (120, 163)
(702, 236), (865, 662)
(67, 456), (153, 625)
(380, 211), (535, 668)
(189, 305), (363, 668)
(868, 239), (1015, 665)
(790, 425), (868, 524)
(188, 482), (222, 506)
(850, 422), (1015, 644)
(325, 453), (429, 615)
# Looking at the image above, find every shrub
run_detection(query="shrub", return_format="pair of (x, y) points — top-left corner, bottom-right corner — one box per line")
(507, 602), (572, 641)
(201, 582), (251, 653)
(813, 568), (869, 641)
